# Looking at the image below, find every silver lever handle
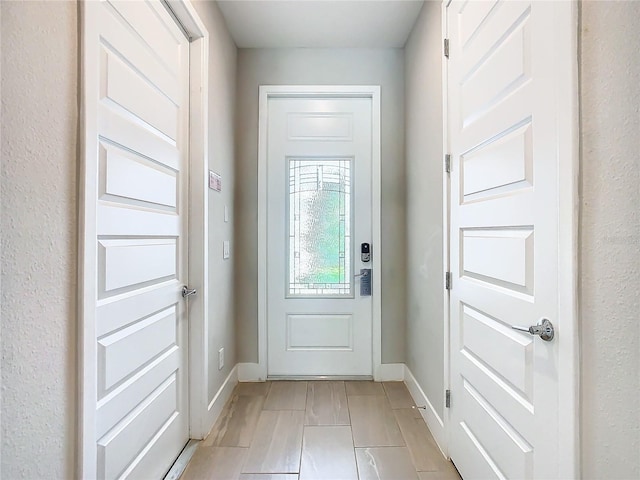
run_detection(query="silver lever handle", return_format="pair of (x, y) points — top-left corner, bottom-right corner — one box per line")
(354, 271), (369, 277)
(512, 318), (554, 341)
(182, 286), (197, 298)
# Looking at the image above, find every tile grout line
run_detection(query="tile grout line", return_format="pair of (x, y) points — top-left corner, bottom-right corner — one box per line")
(298, 381), (309, 477)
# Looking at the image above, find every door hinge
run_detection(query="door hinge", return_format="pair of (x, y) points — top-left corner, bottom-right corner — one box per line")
(445, 153), (451, 174)
(446, 389), (451, 408)
(445, 272), (452, 290)
(444, 38), (450, 58)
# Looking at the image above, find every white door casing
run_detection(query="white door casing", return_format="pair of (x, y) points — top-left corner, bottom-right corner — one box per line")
(446, 1), (578, 479)
(257, 86), (382, 380)
(79, 1), (203, 477)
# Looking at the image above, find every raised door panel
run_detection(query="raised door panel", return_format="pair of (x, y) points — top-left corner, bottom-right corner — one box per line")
(286, 314), (353, 351)
(107, 0), (183, 78)
(98, 307), (177, 391)
(98, 376), (178, 479)
(101, 48), (178, 141)
(98, 238), (177, 295)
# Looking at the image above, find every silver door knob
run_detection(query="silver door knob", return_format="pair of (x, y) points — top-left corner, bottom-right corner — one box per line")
(512, 318), (554, 341)
(182, 286), (197, 298)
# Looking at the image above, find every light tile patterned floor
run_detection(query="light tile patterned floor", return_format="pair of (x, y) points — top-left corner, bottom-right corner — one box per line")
(181, 381), (461, 480)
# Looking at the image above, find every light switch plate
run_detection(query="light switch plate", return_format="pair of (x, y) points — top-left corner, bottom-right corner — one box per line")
(224, 205), (229, 222)
(223, 240), (230, 259)
(218, 348), (224, 370)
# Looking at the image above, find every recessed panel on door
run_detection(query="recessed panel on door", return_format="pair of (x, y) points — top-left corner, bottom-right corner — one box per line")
(98, 307), (177, 391)
(286, 314), (353, 351)
(287, 113), (354, 141)
(98, 238), (177, 295)
(97, 375), (178, 479)
(100, 142), (178, 208)
(461, 228), (534, 295)
(96, 347), (180, 439)
(459, 379), (534, 479)
(461, 121), (533, 202)
(461, 304), (533, 399)
(101, 48), (178, 140)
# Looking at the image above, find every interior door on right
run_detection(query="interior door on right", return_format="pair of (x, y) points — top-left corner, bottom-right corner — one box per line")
(447, 1), (568, 478)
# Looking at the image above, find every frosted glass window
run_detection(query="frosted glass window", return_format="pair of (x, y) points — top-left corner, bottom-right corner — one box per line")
(288, 158), (351, 296)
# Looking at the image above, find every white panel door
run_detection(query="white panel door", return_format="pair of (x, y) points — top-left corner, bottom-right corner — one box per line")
(266, 97), (373, 376)
(83, 1), (190, 478)
(447, 1), (573, 478)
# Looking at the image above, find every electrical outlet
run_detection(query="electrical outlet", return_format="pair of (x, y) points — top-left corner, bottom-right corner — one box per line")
(218, 348), (224, 370)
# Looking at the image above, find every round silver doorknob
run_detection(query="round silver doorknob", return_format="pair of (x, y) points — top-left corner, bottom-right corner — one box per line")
(512, 318), (554, 341)
(182, 286), (197, 298)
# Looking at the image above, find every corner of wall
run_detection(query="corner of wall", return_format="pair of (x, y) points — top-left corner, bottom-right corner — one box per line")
(403, 0), (447, 425)
(404, 365), (447, 457)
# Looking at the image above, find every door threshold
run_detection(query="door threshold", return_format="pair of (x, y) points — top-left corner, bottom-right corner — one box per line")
(164, 439), (200, 480)
(267, 375), (374, 381)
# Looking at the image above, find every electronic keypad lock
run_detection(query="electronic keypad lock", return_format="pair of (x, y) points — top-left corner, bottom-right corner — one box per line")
(361, 243), (371, 262)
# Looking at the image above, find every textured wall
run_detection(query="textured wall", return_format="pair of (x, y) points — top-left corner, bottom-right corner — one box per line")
(234, 48), (406, 364)
(404, 2), (445, 420)
(580, 1), (640, 478)
(1, 1), (78, 477)
(191, 0), (239, 408)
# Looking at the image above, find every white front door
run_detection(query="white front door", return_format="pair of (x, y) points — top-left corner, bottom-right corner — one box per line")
(265, 95), (374, 377)
(447, 1), (575, 478)
(82, 1), (190, 478)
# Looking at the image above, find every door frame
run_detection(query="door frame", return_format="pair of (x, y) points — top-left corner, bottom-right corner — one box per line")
(440, 0), (452, 458)
(441, 0), (580, 477)
(256, 85), (382, 380)
(77, 1), (210, 476)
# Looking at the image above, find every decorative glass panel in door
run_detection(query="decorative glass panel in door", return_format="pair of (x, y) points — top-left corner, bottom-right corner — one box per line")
(288, 158), (352, 296)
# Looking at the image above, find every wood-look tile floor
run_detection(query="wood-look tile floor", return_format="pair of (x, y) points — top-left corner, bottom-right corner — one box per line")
(181, 381), (461, 480)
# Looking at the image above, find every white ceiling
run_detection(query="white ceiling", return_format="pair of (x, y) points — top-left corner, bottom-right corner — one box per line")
(216, 1), (425, 49)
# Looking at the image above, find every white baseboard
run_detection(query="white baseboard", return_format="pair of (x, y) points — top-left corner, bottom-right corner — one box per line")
(403, 364), (448, 458)
(238, 362), (404, 382)
(237, 362), (266, 382)
(375, 363), (406, 381)
(201, 365), (238, 439)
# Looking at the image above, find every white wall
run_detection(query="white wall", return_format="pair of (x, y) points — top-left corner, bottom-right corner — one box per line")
(580, 1), (640, 478)
(403, 2), (445, 421)
(234, 48), (407, 364)
(191, 0), (239, 409)
(1, 2), (78, 477)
